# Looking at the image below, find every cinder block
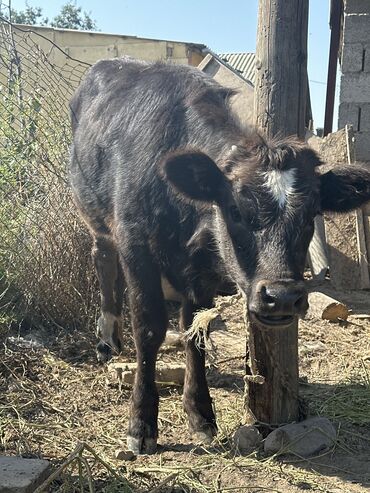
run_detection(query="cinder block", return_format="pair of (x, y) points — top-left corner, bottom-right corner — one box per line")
(337, 102), (370, 133)
(340, 73), (370, 102)
(345, 0), (370, 14)
(354, 131), (370, 160)
(338, 102), (359, 129)
(364, 46), (370, 72)
(343, 14), (370, 44)
(341, 43), (364, 72)
(359, 103), (370, 131)
(0, 457), (50, 493)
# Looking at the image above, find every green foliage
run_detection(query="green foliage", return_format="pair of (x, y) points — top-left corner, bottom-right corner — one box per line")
(51, 1), (98, 31)
(8, 4), (48, 25)
(2, 1), (98, 31)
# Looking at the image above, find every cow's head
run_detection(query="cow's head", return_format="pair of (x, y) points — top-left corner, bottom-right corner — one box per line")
(162, 137), (370, 326)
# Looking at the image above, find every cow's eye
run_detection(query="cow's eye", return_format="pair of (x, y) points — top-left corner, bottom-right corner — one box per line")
(229, 205), (242, 223)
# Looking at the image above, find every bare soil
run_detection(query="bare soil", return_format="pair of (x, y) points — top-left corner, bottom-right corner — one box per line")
(0, 284), (369, 492)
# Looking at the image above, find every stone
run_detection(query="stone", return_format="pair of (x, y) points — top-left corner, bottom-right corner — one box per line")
(114, 449), (136, 461)
(233, 425), (263, 454)
(163, 330), (183, 348)
(108, 361), (186, 386)
(0, 457), (51, 493)
(264, 417), (336, 457)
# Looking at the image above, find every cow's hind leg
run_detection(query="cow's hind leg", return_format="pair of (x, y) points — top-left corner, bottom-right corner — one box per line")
(119, 243), (167, 455)
(181, 300), (217, 443)
(92, 236), (124, 362)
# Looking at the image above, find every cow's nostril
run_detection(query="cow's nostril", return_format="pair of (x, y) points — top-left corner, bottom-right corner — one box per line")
(260, 285), (275, 305)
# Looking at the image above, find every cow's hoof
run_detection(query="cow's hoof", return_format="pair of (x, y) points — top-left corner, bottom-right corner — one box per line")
(127, 435), (157, 455)
(96, 342), (112, 363)
(192, 427), (216, 445)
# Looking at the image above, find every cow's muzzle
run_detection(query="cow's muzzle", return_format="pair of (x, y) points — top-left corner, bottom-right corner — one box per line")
(248, 279), (308, 327)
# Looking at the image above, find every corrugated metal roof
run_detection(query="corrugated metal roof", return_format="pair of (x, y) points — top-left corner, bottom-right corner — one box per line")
(218, 52), (256, 85)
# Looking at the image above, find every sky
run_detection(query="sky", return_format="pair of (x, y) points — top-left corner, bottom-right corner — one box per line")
(5, 0), (338, 130)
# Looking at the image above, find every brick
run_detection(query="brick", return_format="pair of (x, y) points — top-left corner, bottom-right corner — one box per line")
(0, 457), (50, 493)
(108, 361), (186, 385)
(337, 102), (370, 133)
(353, 131), (370, 160)
(359, 103), (370, 131)
(341, 43), (364, 72)
(344, 0), (370, 14)
(338, 102), (360, 129)
(339, 73), (370, 102)
(343, 14), (370, 44)
(364, 46), (370, 72)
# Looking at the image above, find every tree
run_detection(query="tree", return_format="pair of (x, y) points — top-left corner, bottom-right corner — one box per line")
(2, 1), (98, 31)
(51, 2), (98, 30)
(6, 5), (48, 25)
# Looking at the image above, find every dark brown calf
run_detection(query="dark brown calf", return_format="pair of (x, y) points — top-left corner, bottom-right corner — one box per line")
(69, 57), (370, 454)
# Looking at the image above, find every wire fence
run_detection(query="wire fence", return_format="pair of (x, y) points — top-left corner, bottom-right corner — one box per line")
(0, 8), (99, 329)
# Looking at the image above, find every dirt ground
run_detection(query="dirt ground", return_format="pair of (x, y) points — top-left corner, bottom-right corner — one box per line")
(0, 283), (370, 493)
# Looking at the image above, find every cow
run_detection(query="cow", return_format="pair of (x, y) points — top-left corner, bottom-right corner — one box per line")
(69, 57), (370, 455)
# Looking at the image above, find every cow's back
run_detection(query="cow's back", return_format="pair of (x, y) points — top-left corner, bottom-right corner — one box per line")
(69, 57), (238, 237)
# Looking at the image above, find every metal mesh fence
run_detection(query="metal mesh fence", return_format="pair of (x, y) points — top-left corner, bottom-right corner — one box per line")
(0, 8), (99, 329)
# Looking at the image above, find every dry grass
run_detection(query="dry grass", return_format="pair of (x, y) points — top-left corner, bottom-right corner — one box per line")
(1, 295), (370, 492)
(4, 187), (98, 328)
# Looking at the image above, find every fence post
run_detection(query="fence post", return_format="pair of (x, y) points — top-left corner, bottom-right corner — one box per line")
(247, 0), (309, 427)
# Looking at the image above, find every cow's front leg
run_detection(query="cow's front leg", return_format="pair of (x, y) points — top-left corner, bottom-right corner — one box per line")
(121, 247), (167, 455)
(181, 301), (217, 443)
(92, 236), (124, 362)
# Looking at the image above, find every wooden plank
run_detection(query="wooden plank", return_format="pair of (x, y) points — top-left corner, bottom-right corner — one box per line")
(346, 125), (370, 289)
(307, 292), (349, 321)
(325, 210), (363, 290)
(355, 209), (370, 288)
(324, 125), (370, 290)
(364, 215), (370, 266)
(307, 216), (328, 280)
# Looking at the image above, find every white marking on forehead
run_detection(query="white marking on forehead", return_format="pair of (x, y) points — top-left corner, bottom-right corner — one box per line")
(264, 169), (296, 208)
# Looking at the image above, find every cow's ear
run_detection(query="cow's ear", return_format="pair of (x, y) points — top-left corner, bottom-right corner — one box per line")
(161, 150), (229, 203)
(320, 165), (370, 212)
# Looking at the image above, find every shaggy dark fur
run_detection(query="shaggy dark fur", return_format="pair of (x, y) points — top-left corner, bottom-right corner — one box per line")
(69, 57), (370, 454)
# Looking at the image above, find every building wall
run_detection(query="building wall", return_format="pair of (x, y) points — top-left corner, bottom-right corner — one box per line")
(338, 0), (370, 161)
(0, 24), (206, 103)
(15, 25), (205, 66)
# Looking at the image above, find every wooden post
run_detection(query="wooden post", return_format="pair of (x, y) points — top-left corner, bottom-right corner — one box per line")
(246, 320), (299, 426)
(254, 0), (309, 139)
(323, 0), (342, 137)
(248, 0), (309, 427)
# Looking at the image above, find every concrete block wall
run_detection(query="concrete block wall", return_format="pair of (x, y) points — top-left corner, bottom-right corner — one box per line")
(338, 0), (370, 161)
